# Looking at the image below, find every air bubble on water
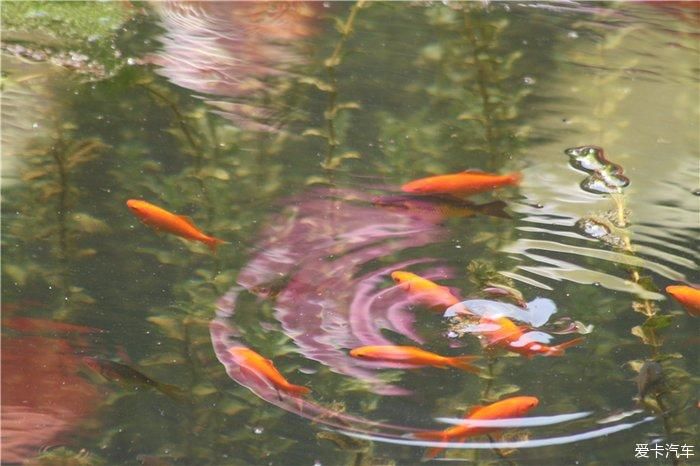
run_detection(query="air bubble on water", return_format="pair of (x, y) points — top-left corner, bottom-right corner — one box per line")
(565, 146), (607, 173)
(313, 461), (322, 466)
(32, 123), (39, 129)
(523, 76), (536, 85)
(567, 31), (579, 39)
(253, 426), (264, 434)
(576, 218), (610, 240)
(692, 189), (700, 196)
(322, 2), (330, 7)
(127, 57), (136, 66)
(580, 175), (617, 195)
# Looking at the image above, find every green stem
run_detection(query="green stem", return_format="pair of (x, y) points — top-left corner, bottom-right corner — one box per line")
(323, 0), (365, 172)
(50, 141), (70, 301)
(463, 12), (497, 169)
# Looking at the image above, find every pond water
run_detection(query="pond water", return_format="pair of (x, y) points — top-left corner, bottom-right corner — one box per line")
(2, 2), (698, 465)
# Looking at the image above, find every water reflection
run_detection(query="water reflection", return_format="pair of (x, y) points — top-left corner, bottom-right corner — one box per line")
(151, 2), (318, 131)
(1, 315), (102, 463)
(218, 187), (453, 395)
(340, 415), (655, 451)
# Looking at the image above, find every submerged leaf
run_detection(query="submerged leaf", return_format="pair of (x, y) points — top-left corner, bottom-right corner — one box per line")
(139, 353), (186, 366)
(642, 314), (672, 331)
(71, 212), (110, 234)
(147, 316), (185, 341)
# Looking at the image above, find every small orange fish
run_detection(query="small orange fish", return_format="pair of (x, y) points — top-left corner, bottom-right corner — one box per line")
(482, 316), (584, 358)
(228, 347), (311, 396)
(666, 285), (700, 317)
(414, 395), (539, 459)
(391, 271), (461, 312)
(349, 346), (480, 373)
(401, 171), (522, 197)
(127, 199), (226, 252)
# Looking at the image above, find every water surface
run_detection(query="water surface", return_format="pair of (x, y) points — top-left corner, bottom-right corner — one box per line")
(2, 2), (698, 465)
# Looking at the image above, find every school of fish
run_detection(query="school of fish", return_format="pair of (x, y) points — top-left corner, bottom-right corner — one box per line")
(98, 168), (688, 459)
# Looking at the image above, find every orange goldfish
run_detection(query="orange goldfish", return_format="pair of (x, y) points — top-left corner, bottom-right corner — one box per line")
(228, 347), (311, 396)
(666, 285), (700, 317)
(127, 199), (226, 252)
(414, 395), (540, 459)
(391, 271), (461, 312)
(349, 346), (480, 374)
(481, 316), (584, 358)
(401, 170), (522, 197)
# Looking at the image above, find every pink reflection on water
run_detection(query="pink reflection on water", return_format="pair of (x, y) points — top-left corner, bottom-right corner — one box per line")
(210, 302), (421, 436)
(151, 2), (318, 131)
(1, 328), (101, 463)
(229, 188), (451, 395)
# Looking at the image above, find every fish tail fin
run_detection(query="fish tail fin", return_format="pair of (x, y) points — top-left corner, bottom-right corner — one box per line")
(413, 431), (446, 441)
(446, 356), (481, 374)
(205, 236), (228, 254)
(508, 172), (523, 186)
(422, 447), (445, 461)
(413, 432), (448, 461)
(284, 384), (311, 396)
(549, 337), (585, 356)
(477, 200), (511, 219)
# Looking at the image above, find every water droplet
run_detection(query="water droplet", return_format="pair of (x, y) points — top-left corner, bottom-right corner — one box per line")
(253, 426), (264, 434)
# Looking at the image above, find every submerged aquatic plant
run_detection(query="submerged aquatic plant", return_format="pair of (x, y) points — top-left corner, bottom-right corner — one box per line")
(299, 1), (367, 175)
(566, 145), (694, 462)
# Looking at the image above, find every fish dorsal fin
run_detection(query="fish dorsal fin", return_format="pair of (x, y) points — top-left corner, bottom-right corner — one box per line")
(177, 215), (196, 227)
(465, 405), (484, 417)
